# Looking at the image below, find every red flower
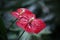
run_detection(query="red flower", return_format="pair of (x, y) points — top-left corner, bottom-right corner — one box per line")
(11, 8), (46, 34)
(11, 8), (36, 20)
(16, 18), (46, 34)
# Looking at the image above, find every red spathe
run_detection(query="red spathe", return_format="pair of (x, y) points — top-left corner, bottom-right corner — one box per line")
(11, 8), (46, 34)
(16, 18), (46, 34)
(11, 8), (36, 20)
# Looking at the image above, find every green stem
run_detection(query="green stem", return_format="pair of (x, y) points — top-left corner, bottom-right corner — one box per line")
(17, 30), (25, 40)
(9, 18), (25, 40)
(9, 17), (25, 40)
(10, 18), (18, 27)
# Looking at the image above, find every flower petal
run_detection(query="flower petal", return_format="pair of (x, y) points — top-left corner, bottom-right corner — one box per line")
(31, 19), (46, 33)
(16, 17), (28, 29)
(11, 11), (19, 18)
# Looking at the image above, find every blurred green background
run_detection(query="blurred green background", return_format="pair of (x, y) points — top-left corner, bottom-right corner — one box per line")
(0, 0), (60, 40)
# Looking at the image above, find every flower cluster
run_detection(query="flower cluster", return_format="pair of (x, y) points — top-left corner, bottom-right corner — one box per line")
(11, 8), (46, 34)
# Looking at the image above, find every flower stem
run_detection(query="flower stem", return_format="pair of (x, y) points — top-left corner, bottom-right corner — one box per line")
(10, 18), (18, 27)
(9, 18), (25, 40)
(17, 30), (25, 40)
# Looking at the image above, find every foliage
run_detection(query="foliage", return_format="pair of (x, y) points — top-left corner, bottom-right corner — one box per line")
(0, 0), (59, 40)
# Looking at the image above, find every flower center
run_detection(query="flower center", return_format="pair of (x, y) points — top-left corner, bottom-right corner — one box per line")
(19, 8), (25, 16)
(29, 17), (34, 23)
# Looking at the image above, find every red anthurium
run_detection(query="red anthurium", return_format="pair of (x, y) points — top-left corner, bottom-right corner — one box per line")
(11, 8), (36, 20)
(11, 8), (46, 34)
(16, 17), (46, 34)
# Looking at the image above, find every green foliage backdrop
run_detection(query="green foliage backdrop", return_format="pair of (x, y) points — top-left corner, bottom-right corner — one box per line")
(0, 0), (59, 40)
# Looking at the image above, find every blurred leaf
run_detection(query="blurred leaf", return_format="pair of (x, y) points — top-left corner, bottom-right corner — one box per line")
(0, 17), (7, 40)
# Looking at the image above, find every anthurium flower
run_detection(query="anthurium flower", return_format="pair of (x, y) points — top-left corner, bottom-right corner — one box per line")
(11, 8), (36, 20)
(16, 17), (46, 34)
(11, 8), (46, 34)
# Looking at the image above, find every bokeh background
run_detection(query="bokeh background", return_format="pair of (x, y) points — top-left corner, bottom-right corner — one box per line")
(0, 0), (60, 40)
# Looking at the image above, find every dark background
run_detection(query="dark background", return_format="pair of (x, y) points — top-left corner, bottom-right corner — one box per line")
(0, 0), (60, 40)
